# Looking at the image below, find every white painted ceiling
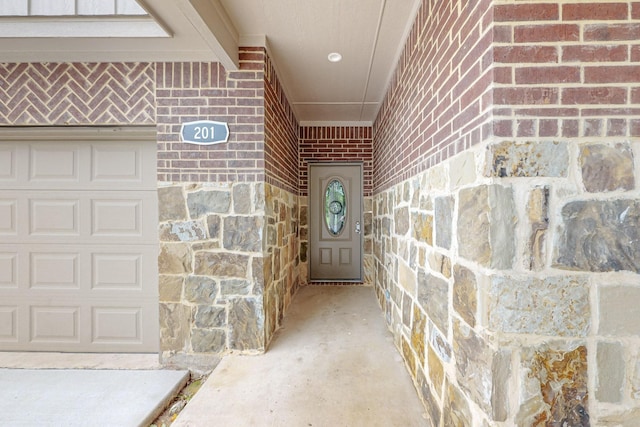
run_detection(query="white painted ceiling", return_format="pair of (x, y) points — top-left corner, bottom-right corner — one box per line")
(0, 0), (421, 125)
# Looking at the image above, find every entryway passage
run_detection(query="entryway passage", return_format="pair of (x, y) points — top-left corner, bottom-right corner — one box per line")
(174, 286), (429, 426)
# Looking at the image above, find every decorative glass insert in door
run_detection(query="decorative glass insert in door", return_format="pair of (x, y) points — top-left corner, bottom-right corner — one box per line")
(324, 179), (347, 235)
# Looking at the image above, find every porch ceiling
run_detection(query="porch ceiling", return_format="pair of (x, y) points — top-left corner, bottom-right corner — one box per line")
(0, 0), (421, 125)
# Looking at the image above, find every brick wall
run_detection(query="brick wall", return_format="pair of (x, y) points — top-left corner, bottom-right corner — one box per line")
(493, 1), (640, 139)
(264, 50), (299, 195)
(373, 0), (493, 192)
(0, 62), (155, 125)
(372, 0), (640, 425)
(156, 57), (265, 183)
(299, 126), (373, 196)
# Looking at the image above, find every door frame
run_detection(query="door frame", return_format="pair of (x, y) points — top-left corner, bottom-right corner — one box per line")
(308, 162), (364, 282)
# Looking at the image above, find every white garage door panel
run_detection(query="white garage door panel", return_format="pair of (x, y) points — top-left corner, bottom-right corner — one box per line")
(0, 140), (156, 190)
(0, 191), (157, 244)
(0, 299), (158, 351)
(0, 244), (157, 295)
(0, 129), (158, 353)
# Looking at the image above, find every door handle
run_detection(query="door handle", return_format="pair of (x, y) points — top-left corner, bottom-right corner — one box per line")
(355, 221), (361, 234)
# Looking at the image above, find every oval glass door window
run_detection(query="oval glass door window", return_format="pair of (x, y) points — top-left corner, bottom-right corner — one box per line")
(324, 179), (347, 235)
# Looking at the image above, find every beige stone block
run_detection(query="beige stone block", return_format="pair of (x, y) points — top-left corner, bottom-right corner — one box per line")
(194, 252), (249, 278)
(428, 163), (447, 191)
(427, 344), (444, 394)
(412, 212), (433, 245)
(398, 259), (416, 295)
(599, 286), (640, 336)
(158, 186), (187, 222)
(488, 275), (590, 337)
(158, 243), (192, 274)
(411, 305), (426, 367)
(449, 150), (477, 189)
(443, 381), (472, 426)
(453, 264), (476, 328)
(159, 303), (191, 352)
(526, 186), (549, 271)
(159, 275), (183, 302)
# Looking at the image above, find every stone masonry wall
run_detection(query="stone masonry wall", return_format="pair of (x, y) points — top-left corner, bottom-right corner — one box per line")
(298, 126), (374, 285)
(373, 139), (640, 425)
(158, 182), (265, 366)
(155, 57), (269, 367)
(263, 184), (299, 344)
(263, 50), (300, 346)
(373, 0), (640, 425)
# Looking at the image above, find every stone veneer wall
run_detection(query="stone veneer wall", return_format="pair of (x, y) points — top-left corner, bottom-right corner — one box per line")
(155, 57), (269, 367)
(373, 0), (640, 425)
(298, 126), (374, 285)
(263, 50), (301, 346)
(0, 57), (297, 366)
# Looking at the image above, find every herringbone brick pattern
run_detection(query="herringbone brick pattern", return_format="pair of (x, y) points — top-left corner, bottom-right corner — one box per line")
(0, 62), (155, 125)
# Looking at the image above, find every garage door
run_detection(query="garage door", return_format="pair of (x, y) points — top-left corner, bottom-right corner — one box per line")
(0, 127), (159, 352)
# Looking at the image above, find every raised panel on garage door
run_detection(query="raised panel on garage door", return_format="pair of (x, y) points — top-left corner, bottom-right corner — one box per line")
(0, 127), (159, 353)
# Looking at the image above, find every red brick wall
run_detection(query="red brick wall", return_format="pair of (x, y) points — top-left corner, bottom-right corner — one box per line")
(264, 50), (300, 195)
(0, 62), (155, 125)
(493, 1), (640, 139)
(156, 55), (265, 183)
(299, 126), (373, 196)
(373, 0), (494, 192)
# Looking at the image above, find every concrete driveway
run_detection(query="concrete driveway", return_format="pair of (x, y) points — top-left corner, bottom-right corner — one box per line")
(0, 353), (188, 427)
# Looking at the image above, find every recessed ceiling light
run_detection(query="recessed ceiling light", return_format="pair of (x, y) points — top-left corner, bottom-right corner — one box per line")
(327, 52), (342, 63)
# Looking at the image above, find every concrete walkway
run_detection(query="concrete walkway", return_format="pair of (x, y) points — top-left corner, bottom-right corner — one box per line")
(0, 354), (188, 427)
(174, 285), (429, 427)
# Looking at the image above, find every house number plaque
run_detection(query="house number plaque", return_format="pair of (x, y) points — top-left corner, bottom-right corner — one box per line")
(180, 120), (229, 145)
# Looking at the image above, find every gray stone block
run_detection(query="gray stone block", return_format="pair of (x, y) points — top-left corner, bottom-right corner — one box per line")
(596, 341), (624, 403)
(194, 306), (226, 329)
(435, 196), (454, 249)
(417, 270), (449, 334)
(394, 206), (410, 236)
(223, 216), (263, 252)
(233, 183), (252, 214)
(187, 190), (231, 218)
(580, 143), (635, 193)
(191, 328), (226, 353)
(555, 199), (640, 273)
(457, 185), (516, 269)
(184, 276), (218, 304)
(229, 297), (265, 351)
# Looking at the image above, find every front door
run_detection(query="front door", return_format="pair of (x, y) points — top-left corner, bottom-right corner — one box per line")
(309, 163), (362, 281)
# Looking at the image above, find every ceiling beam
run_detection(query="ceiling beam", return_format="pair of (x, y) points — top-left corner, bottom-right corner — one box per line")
(176, 0), (239, 70)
